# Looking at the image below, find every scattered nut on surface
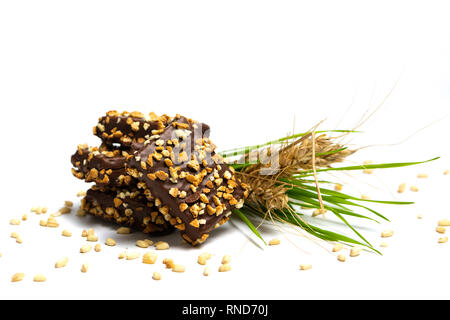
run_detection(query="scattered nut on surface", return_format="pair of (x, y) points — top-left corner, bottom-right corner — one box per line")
(361, 194), (370, 200)
(444, 170), (450, 175)
(221, 255), (232, 265)
(417, 173), (428, 178)
(436, 226), (446, 234)
(59, 207), (71, 214)
(269, 238), (281, 246)
(94, 244), (102, 252)
(381, 230), (394, 238)
(143, 252), (158, 264)
(22, 214), (28, 221)
(117, 227), (131, 234)
(219, 264), (232, 272)
(33, 274), (46, 282)
(55, 257), (69, 268)
(62, 230), (72, 237)
(80, 245), (92, 253)
(203, 267), (211, 276)
(155, 241), (170, 250)
(334, 184), (343, 191)
(163, 258), (174, 269)
(380, 242), (389, 248)
(81, 263), (88, 273)
(410, 186), (419, 192)
(82, 230), (88, 237)
(337, 254), (346, 262)
(11, 273), (25, 282)
(77, 209), (86, 216)
(350, 246), (362, 257)
(105, 238), (116, 246)
(11, 232), (19, 239)
(136, 240), (150, 248)
(438, 219), (450, 227)
(299, 264), (312, 271)
(417, 214), (423, 219)
(397, 183), (406, 193)
(172, 264), (186, 273)
(152, 272), (161, 280)
(118, 252), (126, 259)
(10, 219), (20, 226)
(438, 237), (448, 244)
(86, 235), (98, 242)
(126, 251), (140, 260)
(64, 201), (73, 207)
(197, 252), (212, 265)
(16, 237), (23, 244)
(332, 243), (343, 252)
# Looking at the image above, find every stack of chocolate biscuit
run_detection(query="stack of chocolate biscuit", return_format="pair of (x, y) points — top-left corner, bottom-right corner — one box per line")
(71, 111), (248, 246)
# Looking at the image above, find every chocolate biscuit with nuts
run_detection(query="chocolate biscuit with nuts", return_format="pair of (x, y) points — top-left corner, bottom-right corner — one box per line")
(127, 115), (248, 246)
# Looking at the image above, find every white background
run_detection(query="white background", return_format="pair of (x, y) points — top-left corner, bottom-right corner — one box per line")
(0, 0), (450, 299)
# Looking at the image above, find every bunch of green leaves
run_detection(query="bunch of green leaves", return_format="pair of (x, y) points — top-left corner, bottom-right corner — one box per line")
(220, 131), (438, 253)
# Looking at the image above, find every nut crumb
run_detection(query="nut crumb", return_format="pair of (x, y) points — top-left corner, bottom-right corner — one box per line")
(299, 264), (312, 271)
(152, 272), (161, 280)
(11, 273), (25, 282)
(269, 238), (281, 246)
(55, 257), (69, 268)
(33, 274), (46, 282)
(155, 241), (170, 250)
(117, 227), (131, 234)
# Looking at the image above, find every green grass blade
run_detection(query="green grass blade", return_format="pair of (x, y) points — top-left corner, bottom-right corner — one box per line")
(234, 209), (267, 245)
